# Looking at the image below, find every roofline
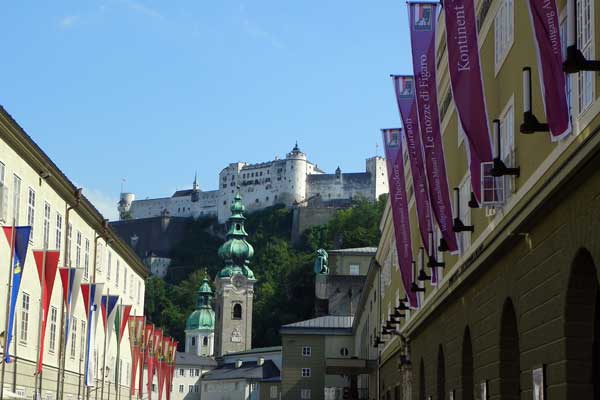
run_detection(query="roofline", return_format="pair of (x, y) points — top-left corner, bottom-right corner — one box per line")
(279, 327), (353, 336)
(221, 346), (282, 357)
(0, 107), (149, 279)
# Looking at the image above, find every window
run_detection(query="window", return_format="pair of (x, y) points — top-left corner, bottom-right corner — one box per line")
(124, 269), (127, 293)
(494, 0), (514, 71)
(116, 260), (120, 287)
(12, 174), (21, 224)
(340, 347), (349, 356)
(137, 280), (141, 304)
(189, 368), (194, 376)
(301, 389), (311, 399)
(80, 320), (86, 355)
(270, 386), (278, 399)
(20, 293), (30, 343)
(49, 306), (57, 352)
(191, 337), (196, 346)
(349, 265), (360, 276)
(195, 368), (200, 377)
(178, 385), (184, 393)
(96, 244), (103, 272)
(55, 213), (62, 252)
(194, 385), (199, 392)
(458, 175), (472, 254)
(179, 368), (185, 377)
(189, 385), (193, 393)
(70, 317), (77, 358)
(498, 101), (516, 199)
(27, 188), (35, 240)
(75, 231), (82, 270)
(302, 346), (312, 357)
(66, 223), (72, 267)
(43, 202), (51, 248)
(107, 251), (112, 279)
(232, 303), (242, 319)
(577, 0), (594, 113)
(203, 336), (208, 346)
(301, 368), (311, 377)
(84, 238), (90, 280)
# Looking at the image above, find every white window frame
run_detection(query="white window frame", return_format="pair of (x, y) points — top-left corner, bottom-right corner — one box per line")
(27, 187), (35, 241)
(494, 0), (514, 74)
(107, 250), (112, 280)
(20, 292), (30, 343)
(75, 231), (82, 270)
(302, 346), (312, 357)
(55, 212), (62, 253)
(49, 306), (57, 352)
(301, 389), (311, 399)
(70, 317), (77, 358)
(84, 237), (90, 280)
(178, 385), (184, 393)
(67, 223), (73, 267)
(12, 174), (21, 225)
(301, 368), (311, 378)
(116, 260), (120, 287)
(497, 97), (516, 201)
(349, 264), (360, 276)
(0, 161), (7, 224)
(576, 0), (595, 115)
(43, 202), (51, 249)
(270, 386), (278, 399)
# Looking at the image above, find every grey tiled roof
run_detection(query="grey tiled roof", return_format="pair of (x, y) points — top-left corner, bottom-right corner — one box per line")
(222, 346), (282, 357)
(328, 247), (377, 255)
(201, 360), (280, 381)
(281, 316), (354, 329)
(175, 352), (218, 367)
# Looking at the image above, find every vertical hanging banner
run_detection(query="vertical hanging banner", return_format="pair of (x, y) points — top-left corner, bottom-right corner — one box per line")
(526, 0), (571, 140)
(128, 316), (144, 395)
(2, 226), (32, 362)
(81, 282), (104, 386)
(166, 340), (177, 400)
(59, 266), (84, 351)
(408, 2), (458, 253)
(392, 75), (439, 284)
(100, 294), (119, 348)
(381, 128), (419, 309)
(443, 0), (494, 203)
(33, 250), (60, 373)
(392, 76), (434, 254)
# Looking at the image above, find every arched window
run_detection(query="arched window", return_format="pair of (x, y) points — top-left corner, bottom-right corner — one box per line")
(499, 298), (520, 400)
(203, 336), (208, 346)
(232, 303), (242, 320)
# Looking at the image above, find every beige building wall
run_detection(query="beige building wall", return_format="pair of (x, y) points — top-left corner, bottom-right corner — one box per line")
(0, 108), (148, 399)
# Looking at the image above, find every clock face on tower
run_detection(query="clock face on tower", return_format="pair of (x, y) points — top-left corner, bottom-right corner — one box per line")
(232, 274), (245, 289)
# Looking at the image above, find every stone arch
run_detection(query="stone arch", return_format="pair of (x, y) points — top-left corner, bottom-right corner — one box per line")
(499, 298), (520, 400)
(233, 303), (243, 319)
(565, 248), (599, 399)
(461, 327), (473, 400)
(419, 358), (426, 400)
(437, 345), (445, 400)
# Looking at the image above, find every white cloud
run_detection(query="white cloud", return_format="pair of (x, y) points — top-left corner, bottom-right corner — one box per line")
(83, 188), (120, 221)
(59, 15), (80, 29)
(119, 0), (164, 20)
(238, 3), (284, 49)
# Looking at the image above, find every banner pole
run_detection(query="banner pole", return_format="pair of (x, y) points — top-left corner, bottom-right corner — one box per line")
(34, 247), (48, 398)
(115, 299), (122, 400)
(0, 221), (17, 400)
(100, 288), (109, 400)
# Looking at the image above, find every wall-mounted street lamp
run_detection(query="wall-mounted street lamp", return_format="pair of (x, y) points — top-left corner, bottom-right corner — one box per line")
(491, 119), (520, 177)
(453, 188), (474, 233)
(427, 235), (445, 268)
(411, 259), (426, 293)
(468, 191), (479, 209)
(563, 0), (600, 73)
(520, 67), (549, 134)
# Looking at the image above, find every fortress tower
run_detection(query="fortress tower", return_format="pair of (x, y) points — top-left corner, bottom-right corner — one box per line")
(214, 192), (256, 356)
(118, 192), (135, 219)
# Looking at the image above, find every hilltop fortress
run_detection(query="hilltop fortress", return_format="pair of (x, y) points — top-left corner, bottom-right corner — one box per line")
(118, 144), (388, 223)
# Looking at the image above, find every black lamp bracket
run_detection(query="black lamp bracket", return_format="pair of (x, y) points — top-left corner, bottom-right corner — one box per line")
(490, 158), (520, 177)
(453, 217), (474, 233)
(411, 282), (425, 292)
(427, 257), (445, 269)
(520, 110), (549, 134)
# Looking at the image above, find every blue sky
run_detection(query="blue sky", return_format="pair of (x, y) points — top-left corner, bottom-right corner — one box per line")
(1, 0), (411, 220)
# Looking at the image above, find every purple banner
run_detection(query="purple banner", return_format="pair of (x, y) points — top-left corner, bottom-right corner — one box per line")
(408, 2), (458, 253)
(443, 0), (494, 203)
(526, 0), (571, 141)
(381, 128), (419, 309)
(392, 75), (438, 284)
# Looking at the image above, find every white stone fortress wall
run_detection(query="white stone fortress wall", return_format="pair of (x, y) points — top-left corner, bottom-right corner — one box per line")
(120, 145), (388, 224)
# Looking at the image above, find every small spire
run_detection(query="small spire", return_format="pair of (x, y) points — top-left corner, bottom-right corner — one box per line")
(193, 172), (199, 189)
(293, 141), (300, 152)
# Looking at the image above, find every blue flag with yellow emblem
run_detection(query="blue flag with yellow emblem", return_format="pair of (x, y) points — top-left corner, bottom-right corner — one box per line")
(2, 226), (31, 363)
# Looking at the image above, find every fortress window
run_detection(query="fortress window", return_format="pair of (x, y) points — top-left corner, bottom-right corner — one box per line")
(232, 303), (242, 320)
(223, 201), (227, 205)
(266, 197), (269, 201)
(222, 184), (227, 188)
(255, 199), (259, 203)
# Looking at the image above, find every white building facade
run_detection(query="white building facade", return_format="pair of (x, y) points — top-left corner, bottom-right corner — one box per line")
(0, 107), (148, 399)
(119, 145), (388, 223)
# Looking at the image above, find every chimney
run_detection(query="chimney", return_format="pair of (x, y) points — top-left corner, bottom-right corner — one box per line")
(257, 357), (265, 366)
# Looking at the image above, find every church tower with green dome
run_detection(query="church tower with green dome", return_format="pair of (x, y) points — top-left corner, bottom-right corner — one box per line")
(185, 276), (216, 356)
(214, 192), (256, 356)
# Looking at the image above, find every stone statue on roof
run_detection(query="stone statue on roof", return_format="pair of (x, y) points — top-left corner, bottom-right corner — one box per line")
(314, 248), (329, 275)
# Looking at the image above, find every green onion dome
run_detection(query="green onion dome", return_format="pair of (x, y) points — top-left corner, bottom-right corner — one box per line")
(217, 192), (255, 280)
(185, 278), (215, 330)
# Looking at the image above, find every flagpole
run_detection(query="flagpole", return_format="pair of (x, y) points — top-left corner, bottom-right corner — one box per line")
(115, 299), (122, 400)
(0, 221), (17, 400)
(34, 246), (48, 398)
(57, 190), (81, 398)
(100, 288), (109, 400)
